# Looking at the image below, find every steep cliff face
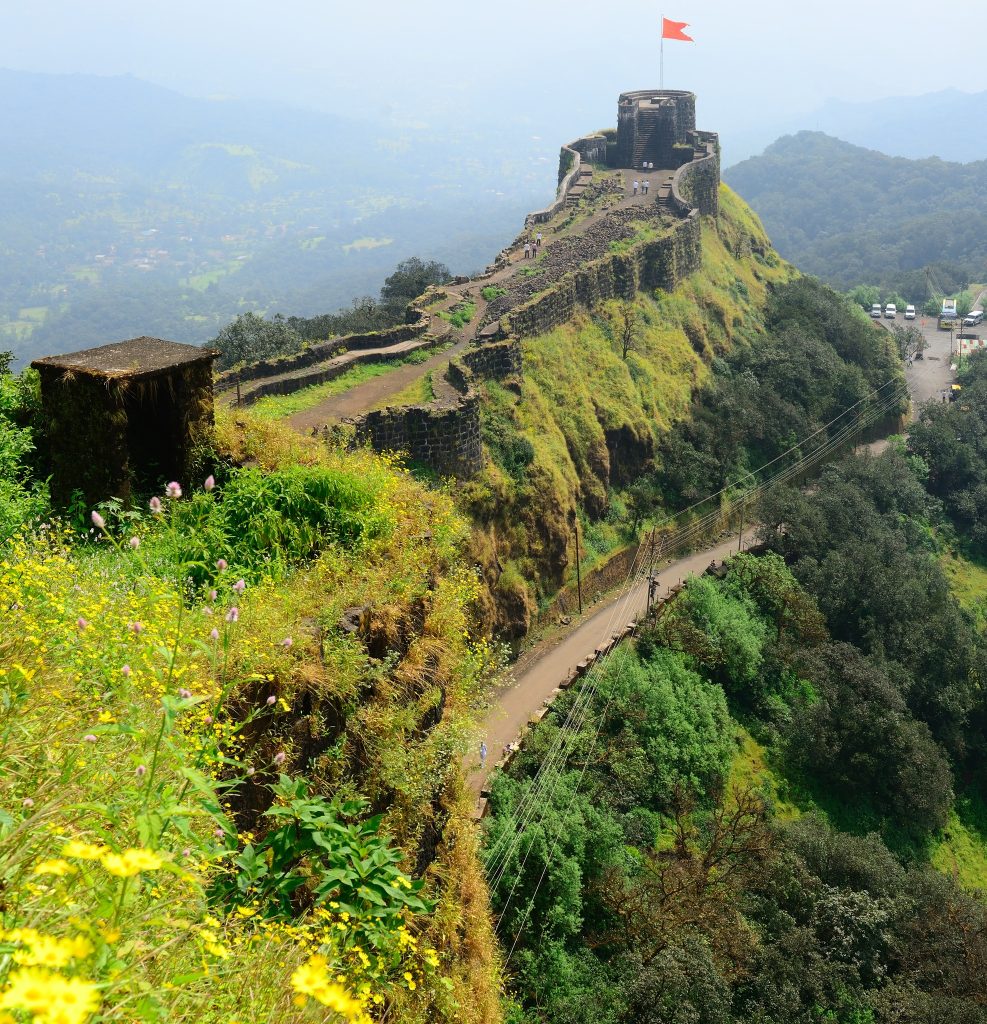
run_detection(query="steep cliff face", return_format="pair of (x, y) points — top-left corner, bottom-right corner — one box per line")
(462, 185), (790, 638)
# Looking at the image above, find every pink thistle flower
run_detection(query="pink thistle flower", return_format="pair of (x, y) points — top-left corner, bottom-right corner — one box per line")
(246, 767), (255, 776)
(76, 617), (88, 630)
(202, 606), (213, 616)
(280, 637), (293, 648)
(91, 510), (105, 530)
(273, 751), (286, 765)
(210, 627), (219, 641)
(82, 734), (97, 743)
(216, 558), (228, 571)
(209, 589), (218, 603)
(135, 764), (147, 777)
(22, 798), (34, 808)
(266, 695), (276, 706)
(204, 475), (215, 491)
(214, 827), (225, 839)
(225, 606), (239, 623)
(204, 715), (213, 725)
(165, 481), (183, 499)
(149, 496), (162, 514)
(129, 536), (140, 550)
(121, 664), (132, 677)
(233, 579), (246, 594)
(182, 848), (191, 858)
(129, 621), (143, 634)
(178, 688), (192, 699)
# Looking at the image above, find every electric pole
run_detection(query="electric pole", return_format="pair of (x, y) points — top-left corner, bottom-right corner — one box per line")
(574, 516), (583, 616)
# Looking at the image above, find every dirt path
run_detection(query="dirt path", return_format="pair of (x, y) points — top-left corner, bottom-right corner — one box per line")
(287, 167), (672, 429)
(467, 532), (752, 797)
(288, 336), (471, 430)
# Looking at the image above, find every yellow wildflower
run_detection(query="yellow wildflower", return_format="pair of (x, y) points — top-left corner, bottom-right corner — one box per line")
(0, 967), (100, 1024)
(61, 841), (107, 861)
(32, 860), (76, 877)
(100, 848), (163, 877)
(13, 934), (93, 968)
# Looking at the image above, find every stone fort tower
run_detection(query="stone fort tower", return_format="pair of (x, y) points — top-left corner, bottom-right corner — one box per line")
(615, 89), (699, 169)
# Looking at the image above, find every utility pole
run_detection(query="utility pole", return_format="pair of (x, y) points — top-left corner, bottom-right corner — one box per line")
(574, 516), (583, 616)
(646, 531), (663, 617)
(737, 495), (745, 554)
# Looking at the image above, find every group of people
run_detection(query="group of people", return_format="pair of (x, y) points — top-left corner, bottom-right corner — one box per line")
(631, 178), (651, 197)
(522, 231), (543, 260)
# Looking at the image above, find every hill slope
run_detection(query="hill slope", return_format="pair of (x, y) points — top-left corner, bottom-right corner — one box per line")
(724, 131), (987, 294)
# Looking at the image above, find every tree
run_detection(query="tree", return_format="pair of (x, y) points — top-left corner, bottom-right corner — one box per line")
(890, 322), (926, 359)
(613, 303), (644, 359)
(847, 284), (880, 310)
(212, 312), (302, 370)
(791, 644), (953, 834)
(379, 257), (451, 315)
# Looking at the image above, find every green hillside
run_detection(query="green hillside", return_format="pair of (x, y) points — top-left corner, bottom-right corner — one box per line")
(725, 131), (987, 298)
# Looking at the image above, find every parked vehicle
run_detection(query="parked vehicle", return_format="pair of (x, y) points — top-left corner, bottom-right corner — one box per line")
(940, 298), (959, 330)
(870, 303), (882, 319)
(904, 304), (916, 319)
(885, 303), (897, 319)
(963, 309), (984, 326)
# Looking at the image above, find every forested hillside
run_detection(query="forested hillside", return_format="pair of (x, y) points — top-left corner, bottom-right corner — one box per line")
(486, 350), (987, 1024)
(724, 131), (987, 299)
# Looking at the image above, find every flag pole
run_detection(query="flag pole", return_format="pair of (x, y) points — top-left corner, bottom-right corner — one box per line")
(660, 14), (664, 89)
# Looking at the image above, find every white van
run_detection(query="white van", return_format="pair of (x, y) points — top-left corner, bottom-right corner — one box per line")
(870, 303), (882, 319)
(963, 309), (984, 326)
(904, 305), (916, 320)
(885, 303), (897, 319)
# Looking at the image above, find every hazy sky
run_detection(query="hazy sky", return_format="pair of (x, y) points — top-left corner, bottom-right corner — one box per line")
(4, 0), (987, 143)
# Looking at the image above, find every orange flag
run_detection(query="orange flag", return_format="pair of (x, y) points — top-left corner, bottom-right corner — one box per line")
(662, 17), (693, 42)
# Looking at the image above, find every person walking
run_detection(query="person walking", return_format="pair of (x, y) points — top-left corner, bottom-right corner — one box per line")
(642, 179), (650, 195)
(523, 241), (530, 260)
(536, 231), (543, 248)
(480, 741), (488, 768)
(632, 179), (639, 196)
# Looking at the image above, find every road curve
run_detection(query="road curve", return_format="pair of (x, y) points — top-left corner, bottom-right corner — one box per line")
(468, 532), (754, 797)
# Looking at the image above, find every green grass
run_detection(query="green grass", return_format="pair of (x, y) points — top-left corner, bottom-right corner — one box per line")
(932, 791), (987, 890)
(186, 260), (245, 292)
(438, 302), (476, 330)
(942, 549), (987, 630)
(244, 343), (452, 421)
(247, 361), (407, 420)
(481, 286), (507, 302)
(727, 727), (801, 821)
(609, 220), (664, 254)
(373, 372), (434, 410)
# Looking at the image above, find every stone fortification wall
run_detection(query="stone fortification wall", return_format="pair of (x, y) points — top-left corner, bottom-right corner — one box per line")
(503, 213), (702, 340)
(669, 133), (720, 218)
(344, 341), (520, 479)
(525, 131), (612, 227)
(348, 394), (483, 479)
(215, 303), (432, 391)
(235, 338), (441, 406)
(615, 90), (696, 169)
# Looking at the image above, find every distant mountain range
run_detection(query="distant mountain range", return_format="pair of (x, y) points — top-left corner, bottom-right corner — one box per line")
(726, 88), (987, 166)
(0, 69), (550, 365)
(724, 131), (987, 298)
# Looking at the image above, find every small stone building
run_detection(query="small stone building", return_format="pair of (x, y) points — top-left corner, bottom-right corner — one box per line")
(615, 89), (698, 169)
(32, 337), (217, 507)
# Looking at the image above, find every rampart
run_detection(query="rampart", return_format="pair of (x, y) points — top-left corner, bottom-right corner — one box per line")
(215, 299), (433, 391)
(525, 131), (614, 227)
(504, 212), (702, 340)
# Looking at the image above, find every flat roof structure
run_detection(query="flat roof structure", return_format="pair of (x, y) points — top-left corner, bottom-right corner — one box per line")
(33, 336), (215, 380)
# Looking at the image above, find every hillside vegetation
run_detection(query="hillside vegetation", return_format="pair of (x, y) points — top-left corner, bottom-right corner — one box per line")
(464, 184), (904, 638)
(725, 131), (987, 299)
(486, 381), (987, 1023)
(0, 410), (503, 1023)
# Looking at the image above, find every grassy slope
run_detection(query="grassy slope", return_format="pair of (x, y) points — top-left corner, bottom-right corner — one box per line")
(0, 412), (502, 1024)
(462, 185), (792, 633)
